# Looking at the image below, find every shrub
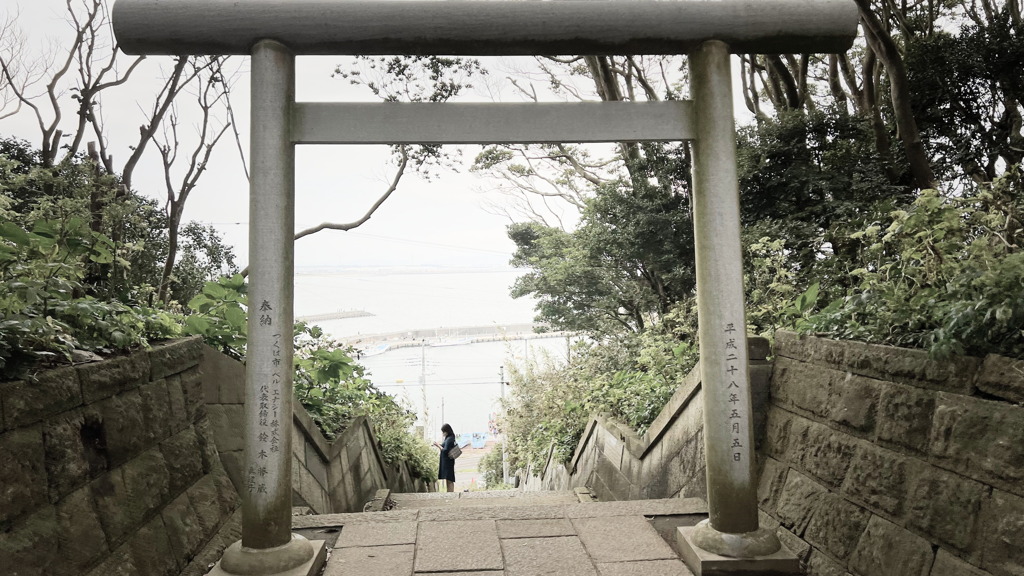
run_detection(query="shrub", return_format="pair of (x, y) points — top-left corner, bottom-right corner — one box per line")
(797, 169), (1024, 359)
(478, 442), (512, 489)
(0, 194), (180, 378)
(500, 324), (698, 472)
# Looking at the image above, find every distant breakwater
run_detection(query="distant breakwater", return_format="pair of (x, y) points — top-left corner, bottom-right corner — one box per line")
(297, 310), (374, 322)
(340, 323), (574, 351)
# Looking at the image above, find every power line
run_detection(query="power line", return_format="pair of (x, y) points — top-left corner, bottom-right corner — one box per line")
(375, 380), (504, 388)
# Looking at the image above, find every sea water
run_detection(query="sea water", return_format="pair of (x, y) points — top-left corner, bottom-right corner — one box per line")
(293, 266), (567, 436)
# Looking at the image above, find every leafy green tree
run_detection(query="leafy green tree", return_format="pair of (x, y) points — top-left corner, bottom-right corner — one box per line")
(478, 442), (510, 490)
(0, 159), (181, 376)
(509, 157), (695, 335)
(1, 138), (237, 305)
(738, 109), (911, 266)
(906, 13), (1024, 184)
(166, 222), (238, 305)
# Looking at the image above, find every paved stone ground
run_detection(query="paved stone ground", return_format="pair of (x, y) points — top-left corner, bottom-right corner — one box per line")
(294, 492), (707, 576)
(390, 490), (582, 509)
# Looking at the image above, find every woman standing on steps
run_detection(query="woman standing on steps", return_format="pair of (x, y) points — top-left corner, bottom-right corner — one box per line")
(432, 423), (457, 492)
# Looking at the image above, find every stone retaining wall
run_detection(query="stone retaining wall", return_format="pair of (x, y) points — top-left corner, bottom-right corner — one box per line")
(761, 331), (1024, 576)
(201, 345), (429, 514)
(521, 337), (772, 502)
(0, 337), (240, 576)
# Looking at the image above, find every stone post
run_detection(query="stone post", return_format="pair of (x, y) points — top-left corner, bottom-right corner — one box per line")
(212, 39), (325, 576)
(677, 40), (797, 575)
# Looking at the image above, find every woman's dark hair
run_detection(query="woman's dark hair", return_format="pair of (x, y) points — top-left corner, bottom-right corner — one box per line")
(441, 423), (454, 437)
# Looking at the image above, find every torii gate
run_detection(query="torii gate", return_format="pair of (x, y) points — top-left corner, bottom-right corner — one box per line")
(113, 2), (857, 574)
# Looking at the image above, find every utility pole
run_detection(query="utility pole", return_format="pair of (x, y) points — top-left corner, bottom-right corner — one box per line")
(420, 339), (429, 439)
(499, 365), (509, 485)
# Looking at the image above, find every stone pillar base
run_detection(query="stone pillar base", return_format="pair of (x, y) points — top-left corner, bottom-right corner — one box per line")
(208, 535), (327, 576)
(677, 524), (800, 576)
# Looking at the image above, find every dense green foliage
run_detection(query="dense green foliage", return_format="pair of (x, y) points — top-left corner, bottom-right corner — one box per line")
(477, 442), (512, 490)
(292, 326), (436, 482)
(0, 140), (233, 376)
(799, 173), (1024, 359)
(906, 12), (1024, 183)
(0, 155), (181, 376)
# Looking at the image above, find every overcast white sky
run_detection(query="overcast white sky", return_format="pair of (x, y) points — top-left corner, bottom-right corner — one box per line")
(1, 0), (576, 270)
(3, 0), (753, 272)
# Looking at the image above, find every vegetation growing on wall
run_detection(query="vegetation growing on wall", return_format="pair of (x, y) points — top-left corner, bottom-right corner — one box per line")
(797, 171), (1024, 360)
(0, 146), (188, 377)
(502, 166), (1023, 472)
(501, 319), (698, 472)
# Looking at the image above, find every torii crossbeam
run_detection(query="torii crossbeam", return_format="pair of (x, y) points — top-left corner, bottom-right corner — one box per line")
(112, 2), (857, 575)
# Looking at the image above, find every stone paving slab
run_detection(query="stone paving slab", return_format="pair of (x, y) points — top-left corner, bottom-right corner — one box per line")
(415, 519), (504, 572)
(424, 572), (504, 576)
(564, 498), (707, 518)
(455, 496), (581, 507)
(324, 543), (414, 576)
(396, 495), (579, 509)
(392, 492), (459, 501)
(497, 517), (577, 539)
(418, 504), (568, 522)
(393, 498), (476, 509)
(595, 559), (694, 576)
(501, 536), (599, 576)
(334, 521), (418, 548)
(458, 490), (528, 499)
(460, 490), (580, 503)
(292, 509), (419, 529)
(314, 494), (712, 575)
(572, 516), (679, 563)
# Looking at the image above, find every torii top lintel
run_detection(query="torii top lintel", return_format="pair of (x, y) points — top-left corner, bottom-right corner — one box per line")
(112, 0), (859, 57)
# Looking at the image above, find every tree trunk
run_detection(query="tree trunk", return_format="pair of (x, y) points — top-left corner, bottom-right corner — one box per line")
(855, 0), (938, 189)
(859, 48), (900, 183)
(765, 55), (803, 110)
(583, 55), (642, 172)
(158, 201), (185, 302)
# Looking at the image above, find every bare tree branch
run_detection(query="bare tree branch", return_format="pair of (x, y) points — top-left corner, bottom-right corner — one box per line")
(152, 55), (233, 301)
(122, 56), (194, 192)
(294, 147), (410, 241)
(222, 68), (249, 181)
(0, 13), (32, 120)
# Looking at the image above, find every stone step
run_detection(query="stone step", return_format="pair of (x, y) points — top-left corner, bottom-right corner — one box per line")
(293, 497), (708, 576)
(389, 489), (581, 509)
(294, 497), (707, 529)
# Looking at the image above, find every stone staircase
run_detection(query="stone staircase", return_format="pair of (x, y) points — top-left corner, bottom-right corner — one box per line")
(290, 489), (708, 576)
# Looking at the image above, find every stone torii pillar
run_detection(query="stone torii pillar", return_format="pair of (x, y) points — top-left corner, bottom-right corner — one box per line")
(112, 1), (857, 575)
